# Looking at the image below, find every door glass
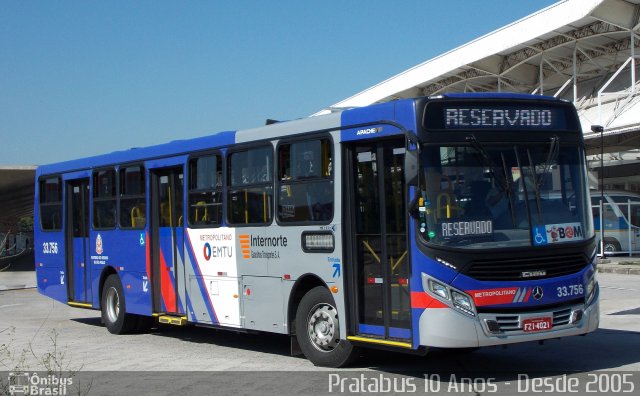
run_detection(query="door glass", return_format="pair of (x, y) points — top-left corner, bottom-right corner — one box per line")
(354, 146), (384, 328)
(155, 169), (184, 314)
(68, 180), (90, 302)
(384, 146), (410, 331)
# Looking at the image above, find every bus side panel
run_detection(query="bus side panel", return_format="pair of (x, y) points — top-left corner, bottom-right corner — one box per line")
(241, 276), (286, 333)
(88, 229), (152, 315)
(184, 227), (239, 327)
(35, 231), (67, 304)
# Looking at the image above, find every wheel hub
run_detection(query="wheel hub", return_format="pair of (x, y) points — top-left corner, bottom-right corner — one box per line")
(308, 304), (339, 352)
(105, 287), (120, 323)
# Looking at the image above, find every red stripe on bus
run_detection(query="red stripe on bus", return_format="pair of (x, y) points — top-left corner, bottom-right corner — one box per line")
(159, 247), (176, 313)
(523, 288), (532, 302)
(411, 292), (448, 309)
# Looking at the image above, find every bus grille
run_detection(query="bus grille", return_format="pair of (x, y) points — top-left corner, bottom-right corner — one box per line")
(491, 307), (574, 333)
(463, 254), (588, 281)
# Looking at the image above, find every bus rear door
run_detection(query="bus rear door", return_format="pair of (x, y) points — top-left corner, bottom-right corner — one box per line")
(65, 178), (91, 304)
(150, 167), (185, 315)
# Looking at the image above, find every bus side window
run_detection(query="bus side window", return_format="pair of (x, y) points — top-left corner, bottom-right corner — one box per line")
(227, 146), (274, 225)
(188, 154), (223, 227)
(39, 177), (63, 231)
(93, 168), (117, 229)
(119, 165), (146, 229)
(277, 138), (333, 223)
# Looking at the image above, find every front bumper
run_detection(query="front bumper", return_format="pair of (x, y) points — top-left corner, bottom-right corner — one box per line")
(418, 285), (599, 348)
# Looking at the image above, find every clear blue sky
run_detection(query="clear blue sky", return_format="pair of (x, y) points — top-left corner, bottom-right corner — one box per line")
(1, 0), (557, 165)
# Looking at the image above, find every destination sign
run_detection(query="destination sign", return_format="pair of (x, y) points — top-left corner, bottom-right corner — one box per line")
(444, 107), (565, 129)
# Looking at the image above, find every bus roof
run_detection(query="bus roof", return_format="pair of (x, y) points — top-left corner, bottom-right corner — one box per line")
(37, 130), (235, 176)
(438, 92), (563, 102)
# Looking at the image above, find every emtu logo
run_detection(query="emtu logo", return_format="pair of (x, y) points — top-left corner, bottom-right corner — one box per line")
(239, 234), (251, 258)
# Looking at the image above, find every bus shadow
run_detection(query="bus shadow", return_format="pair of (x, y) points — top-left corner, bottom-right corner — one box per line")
(147, 324), (294, 357)
(359, 328), (640, 378)
(71, 317), (103, 328)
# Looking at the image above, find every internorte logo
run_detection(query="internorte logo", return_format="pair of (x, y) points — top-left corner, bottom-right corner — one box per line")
(239, 234), (288, 259)
(239, 234), (251, 259)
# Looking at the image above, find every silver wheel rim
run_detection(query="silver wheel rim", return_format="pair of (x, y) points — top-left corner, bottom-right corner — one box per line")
(307, 302), (340, 352)
(604, 243), (617, 252)
(105, 286), (120, 323)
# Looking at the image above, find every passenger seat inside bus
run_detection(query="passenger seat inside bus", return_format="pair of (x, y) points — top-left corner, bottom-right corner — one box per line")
(131, 206), (146, 228)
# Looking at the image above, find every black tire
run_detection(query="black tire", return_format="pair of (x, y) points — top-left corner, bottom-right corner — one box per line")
(101, 274), (137, 334)
(603, 238), (621, 254)
(295, 286), (358, 367)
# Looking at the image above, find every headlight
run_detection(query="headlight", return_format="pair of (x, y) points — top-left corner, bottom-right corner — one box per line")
(422, 273), (476, 317)
(452, 291), (475, 315)
(429, 280), (450, 300)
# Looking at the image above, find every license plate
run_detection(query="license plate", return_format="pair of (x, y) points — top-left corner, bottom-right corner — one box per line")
(522, 317), (553, 333)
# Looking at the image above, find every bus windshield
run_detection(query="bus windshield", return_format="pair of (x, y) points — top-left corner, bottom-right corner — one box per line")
(417, 140), (593, 249)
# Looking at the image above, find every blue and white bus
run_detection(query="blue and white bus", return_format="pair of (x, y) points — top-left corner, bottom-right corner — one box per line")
(34, 93), (599, 367)
(591, 190), (640, 254)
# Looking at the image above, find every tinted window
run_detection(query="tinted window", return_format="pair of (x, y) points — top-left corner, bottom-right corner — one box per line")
(93, 169), (117, 229)
(227, 146), (273, 225)
(39, 177), (62, 231)
(277, 139), (333, 223)
(119, 166), (146, 228)
(188, 155), (223, 227)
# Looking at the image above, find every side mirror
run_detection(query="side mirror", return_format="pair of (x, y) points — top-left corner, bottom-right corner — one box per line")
(591, 125), (604, 133)
(405, 149), (418, 186)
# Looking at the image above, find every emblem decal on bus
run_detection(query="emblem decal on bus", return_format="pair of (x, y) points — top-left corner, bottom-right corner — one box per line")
(532, 286), (544, 301)
(355, 127), (382, 136)
(521, 270), (546, 278)
(239, 234), (287, 259)
(96, 234), (103, 255)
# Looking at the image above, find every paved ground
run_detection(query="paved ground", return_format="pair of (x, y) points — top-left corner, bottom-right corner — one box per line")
(597, 255), (640, 275)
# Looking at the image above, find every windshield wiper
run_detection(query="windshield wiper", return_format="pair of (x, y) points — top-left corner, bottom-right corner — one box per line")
(500, 151), (518, 227)
(466, 135), (518, 227)
(526, 149), (544, 222)
(466, 135), (509, 193)
(538, 136), (559, 189)
(526, 136), (559, 222)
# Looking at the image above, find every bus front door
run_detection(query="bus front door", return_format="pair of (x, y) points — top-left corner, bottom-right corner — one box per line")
(347, 139), (412, 343)
(150, 167), (185, 315)
(65, 178), (91, 304)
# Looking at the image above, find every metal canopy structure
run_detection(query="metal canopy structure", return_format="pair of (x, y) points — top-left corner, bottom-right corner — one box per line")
(315, 0), (640, 157)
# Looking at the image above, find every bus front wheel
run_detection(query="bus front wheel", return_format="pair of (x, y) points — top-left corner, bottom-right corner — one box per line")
(295, 286), (358, 367)
(101, 274), (136, 334)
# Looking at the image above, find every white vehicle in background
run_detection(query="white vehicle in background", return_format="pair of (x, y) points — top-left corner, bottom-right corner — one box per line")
(590, 191), (640, 254)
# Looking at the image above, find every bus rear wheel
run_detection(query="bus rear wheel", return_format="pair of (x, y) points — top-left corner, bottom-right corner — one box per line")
(101, 274), (136, 334)
(295, 286), (358, 367)
(603, 238), (621, 254)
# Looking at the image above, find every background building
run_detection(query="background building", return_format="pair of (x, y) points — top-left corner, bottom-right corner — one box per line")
(316, 0), (640, 194)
